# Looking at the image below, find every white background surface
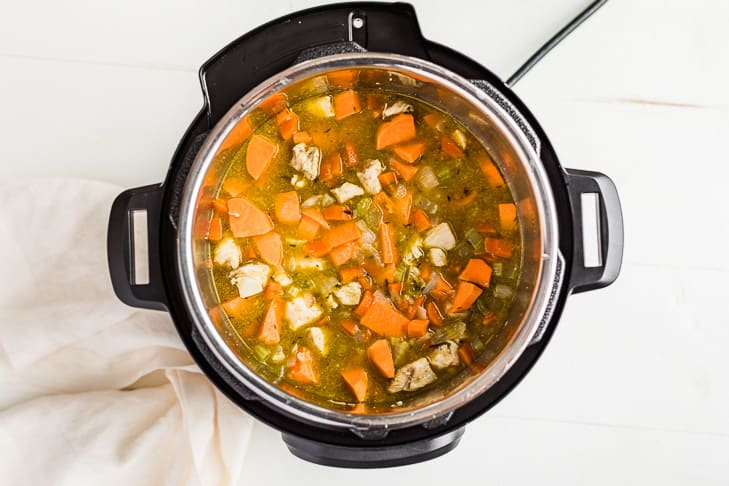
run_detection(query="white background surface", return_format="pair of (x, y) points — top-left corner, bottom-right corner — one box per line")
(1, 0), (728, 484)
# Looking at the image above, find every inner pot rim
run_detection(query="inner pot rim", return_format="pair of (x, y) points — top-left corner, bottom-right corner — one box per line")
(176, 52), (560, 431)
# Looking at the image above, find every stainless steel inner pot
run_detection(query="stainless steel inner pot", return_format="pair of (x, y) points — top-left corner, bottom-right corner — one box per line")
(176, 53), (559, 432)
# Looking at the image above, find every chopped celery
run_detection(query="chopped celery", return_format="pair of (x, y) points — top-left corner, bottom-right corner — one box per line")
(464, 228), (484, 250)
(355, 197), (372, 218)
(414, 193), (439, 214)
(431, 321), (466, 345)
(391, 340), (411, 366)
(435, 165), (453, 185)
(492, 262), (504, 277)
(471, 337), (485, 353)
(454, 242), (474, 259)
(253, 344), (270, 361)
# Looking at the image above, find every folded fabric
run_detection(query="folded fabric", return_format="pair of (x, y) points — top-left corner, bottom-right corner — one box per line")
(0, 179), (253, 486)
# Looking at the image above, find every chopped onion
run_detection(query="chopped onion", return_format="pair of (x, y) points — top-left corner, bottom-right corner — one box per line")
(301, 195), (322, 208)
(415, 166), (439, 192)
(493, 284), (514, 299)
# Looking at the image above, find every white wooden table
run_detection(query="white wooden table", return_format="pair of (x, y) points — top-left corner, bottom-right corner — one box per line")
(2, 0), (727, 484)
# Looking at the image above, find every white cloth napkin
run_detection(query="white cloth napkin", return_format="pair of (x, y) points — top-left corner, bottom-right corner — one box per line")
(0, 179), (254, 486)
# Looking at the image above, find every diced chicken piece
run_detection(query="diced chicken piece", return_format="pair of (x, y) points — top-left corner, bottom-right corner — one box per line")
(290, 174), (306, 189)
(291, 143), (322, 181)
(357, 160), (384, 195)
(285, 294), (323, 331)
(382, 100), (414, 119)
(228, 263), (271, 298)
(272, 270), (293, 287)
(302, 95), (335, 118)
(333, 282), (363, 306)
(423, 223), (457, 250)
(427, 341), (460, 370)
(402, 236), (424, 265)
(387, 358), (437, 393)
(288, 257), (328, 272)
(213, 237), (242, 269)
(307, 327), (329, 356)
(451, 129), (467, 150)
(429, 248), (447, 267)
(331, 182), (365, 203)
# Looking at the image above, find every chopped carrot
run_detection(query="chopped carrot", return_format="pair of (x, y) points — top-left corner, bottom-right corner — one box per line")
(321, 204), (352, 221)
(379, 222), (398, 264)
(340, 318), (359, 335)
(227, 197), (274, 238)
(358, 275), (374, 291)
(484, 237), (514, 258)
(258, 92), (288, 114)
(212, 199), (228, 215)
(389, 158), (419, 181)
(320, 152), (344, 182)
(330, 242), (358, 266)
(245, 246), (257, 259)
(408, 319), (429, 338)
(297, 215), (321, 240)
(340, 266), (365, 283)
(310, 129), (336, 154)
(274, 191), (300, 225)
(482, 312), (497, 326)
(344, 142), (359, 167)
(292, 130), (312, 144)
(378, 171), (398, 186)
(333, 89), (362, 120)
(430, 273), (455, 301)
(376, 114), (416, 150)
(388, 281), (403, 297)
(322, 221), (362, 249)
(367, 340), (395, 378)
(207, 217), (223, 241)
(474, 222), (497, 235)
(498, 203), (517, 232)
(426, 300), (444, 326)
(478, 153), (505, 187)
(423, 113), (444, 132)
(257, 297), (282, 345)
(246, 134), (278, 181)
(420, 262), (433, 281)
(303, 239), (331, 257)
(359, 296), (409, 337)
(450, 282), (483, 313)
(341, 368), (368, 402)
(354, 290), (374, 318)
(452, 191), (477, 208)
(264, 280), (283, 300)
(406, 295), (426, 319)
(222, 177), (249, 197)
(217, 116), (253, 153)
(327, 69), (358, 88)
(393, 141), (425, 163)
(391, 190), (413, 225)
(287, 346), (318, 384)
(440, 134), (464, 158)
(458, 258), (493, 287)
(314, 316), (331, 327)
(275, 108), (299, 140)
(300, 207), (330, 230)
(458, 343), (474, 365)
(412, 209), (432, 232)
(222, 295), (259, 318)
(253, 231), (283, 267)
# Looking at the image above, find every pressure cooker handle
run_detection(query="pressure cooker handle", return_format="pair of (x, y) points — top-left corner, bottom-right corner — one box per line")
(564, 168), (624, 294)
(107, 184), (168, 310)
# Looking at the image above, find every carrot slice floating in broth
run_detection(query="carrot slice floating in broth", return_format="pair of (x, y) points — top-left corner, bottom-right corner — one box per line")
(246, 134), (278, 181)
(376, 114), (416, 150)
(227, 197), (273, 238)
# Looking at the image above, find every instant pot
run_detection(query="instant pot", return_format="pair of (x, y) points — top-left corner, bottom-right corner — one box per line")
(107, 2), (623, 468)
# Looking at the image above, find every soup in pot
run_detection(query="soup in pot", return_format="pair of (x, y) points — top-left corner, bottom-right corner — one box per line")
(201, 79), (521, 411)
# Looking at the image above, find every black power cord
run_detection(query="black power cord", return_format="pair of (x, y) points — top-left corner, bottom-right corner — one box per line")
(506, 0), (608, 86)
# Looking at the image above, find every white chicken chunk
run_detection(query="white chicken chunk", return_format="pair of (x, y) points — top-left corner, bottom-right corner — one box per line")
(357, 160), (384, 195)
(272, 270), (293, 287)
(291, 143), (322, 181)
(333, 282), (363, 306)
(382, 100), (414, 119)
(387, 358), (437, 393)
(331, 182), (365, 203)
(307, 327), (329, 356)
(213, 237), (242, 269)
(429, 248), (447, 267)
(285, 294), (323, 331)
(423, 223), (457, 250)
(427, 341), (460, 370)
(228, 263), (271, 298)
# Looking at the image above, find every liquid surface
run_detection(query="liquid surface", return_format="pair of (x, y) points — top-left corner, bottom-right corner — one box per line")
(203, 85), (521, 412)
